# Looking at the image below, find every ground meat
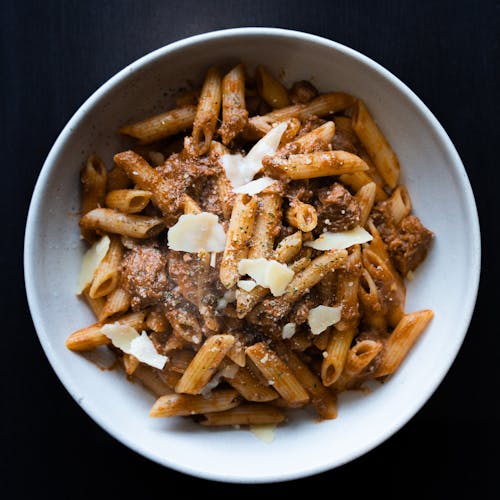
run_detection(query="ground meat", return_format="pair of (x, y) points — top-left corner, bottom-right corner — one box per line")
(121, 244), (169, 310)
(289, 80), (319, 104)
(315, 183), (361, 232)
(387, 215), (433, 275)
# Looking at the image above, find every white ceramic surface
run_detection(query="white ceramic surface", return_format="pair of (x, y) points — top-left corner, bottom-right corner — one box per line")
(24, 28), (480, 483)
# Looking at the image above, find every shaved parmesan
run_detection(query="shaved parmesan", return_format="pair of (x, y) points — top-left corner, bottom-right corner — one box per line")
(281, 322), (296, 339)
(76, 235), (110, 294)
(308, 305), (342, 335)
(238, 258), (294, 296)
(167, 212), (226, 252)
(216, 289), (236, 311)
(101, 323), (167, 369)
(250, 424), (277, 443)
(233, 177), (277, 195)
(304, 226), (373, 250)
(221, 122), (287, 188)
(237, 279), (257, 292)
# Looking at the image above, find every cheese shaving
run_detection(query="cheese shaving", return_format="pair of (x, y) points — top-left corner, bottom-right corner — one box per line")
(281, 323), (296, 339)
(250, 424), (277, 443)
(304, 226), (373, 250)
(233, 177), (277, 195)
(76, 235), (110, 294)
(221, 122), (287, 188)
(238, 258), (294, 296)
(167, 212), (226, 253)
(101, 323), (168, 369)
(308, 305), (342, 334)
(237, 279), (258, 292)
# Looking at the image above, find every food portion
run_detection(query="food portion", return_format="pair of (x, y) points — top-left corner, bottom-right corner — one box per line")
(67, 62), (434, 430)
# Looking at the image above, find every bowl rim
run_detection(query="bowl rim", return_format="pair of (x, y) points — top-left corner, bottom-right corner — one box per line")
(24, 27), (481, 483)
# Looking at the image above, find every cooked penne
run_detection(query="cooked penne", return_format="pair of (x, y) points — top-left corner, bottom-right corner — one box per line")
(200, 404), (285, 426)
(246, 342), (309, 406)
(80, 208), (164, 239)
(358, 269), (387, 333)
(113, 150), (182, 225)
(175, 335), (235, 394)
(89, 235), (123, 299)
(248, 92), (355, 136)
(99, 286), (131, 322)
(123, 354), (140, 376)
(65, 310), (146, 351)
(255, 65), (291, 109)
(82, 290), (105, 317)
(276, 345), (337, 419)
(248, 193), (282, 259)
(249, 249), (347, 323)
(352, 99), (400, 189)
(120, 104), (197, 144)
(132, 363), (172, 396)
(80, 154), (107, 241)
(265, 150), (369, 180)
(374, 310), (434, 377)
(286, 198), (318, 232)
(220, 194), (258, 288)
(189, 67), (222, 155)
(236, 231), (303, 318)
(340, 171), (388, 202)
(281, 121), (335, 154)
(183, 194), (202, 214)
(107, 164), (131, 191)
(219, 64), (248, 145)
(321, 327), (357, 386)
(355, 182), (377, 227)
(149, 389), (240, 417)
(224, 363), (279, 402)
(383, 185), (412, 225)
(105, 189), (152, 214)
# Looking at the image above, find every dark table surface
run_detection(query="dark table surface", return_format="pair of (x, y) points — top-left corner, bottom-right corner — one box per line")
(2, 0), (498, 496)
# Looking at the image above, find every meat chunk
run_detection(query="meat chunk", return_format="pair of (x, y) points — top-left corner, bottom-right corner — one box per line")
(289, 80), (319, 104)
(315, 183), (361, 232)
(121, 244), (169, 310)
(387, 215), (433, 275)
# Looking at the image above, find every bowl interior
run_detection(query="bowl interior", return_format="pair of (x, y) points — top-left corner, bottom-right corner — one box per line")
(25, 29), (479, 482)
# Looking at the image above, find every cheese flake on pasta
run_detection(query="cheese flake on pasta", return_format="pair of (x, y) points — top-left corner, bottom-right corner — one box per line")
(250, 424), (277, 443)
(238, 258), (294, 296)
(167, 212), (226, 252)
(221, 122), (287, 188)
(304, 226), (373, 251)
(308, 305), (342, 335)
(233, 177), (277, 195)
(281, 322), (296, 339)
(237, 279), (258, 292)
(76, 235), (110, 294)
(101, 323), (168, 369)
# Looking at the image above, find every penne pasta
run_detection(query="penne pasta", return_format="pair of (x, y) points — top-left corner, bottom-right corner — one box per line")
(189, 67), (222, 155)
(255, 65), (291, 109)
(220, 194), (258, 288)
(80, 208), (164, 239)
(286, 198), (318, 232)
(89, 235), (123, 299)
(219, 64), (248, 145)
(281, 121), (335, 154)
(107, 164), (131, 191)
(175, 335), (235, 394)
(355, 182), (377, 227)
(132, 363), (172, 396)
(248, 193), (282, 259)
(65, 310), (146, 351)
(265, 150), (369, 180)
(105, 189), (152, 214)
(99, 286), (131, 322)
(321, 327), (357, 386)
(374, 310), (434, 377)
(120, 104), (197, 144)
(200, 404), (285, 426)
(352, 99), (400, 189)
(224, 363), (279, 402)
(246, 342), (309, 406)
(123, 354), (140, 376)
(149, 389), (240, 417)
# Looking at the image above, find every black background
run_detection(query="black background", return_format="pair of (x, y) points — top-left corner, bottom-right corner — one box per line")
(2, 0), (498, 496)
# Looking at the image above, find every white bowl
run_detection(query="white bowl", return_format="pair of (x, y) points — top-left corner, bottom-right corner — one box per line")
(24, 28), (480, 483)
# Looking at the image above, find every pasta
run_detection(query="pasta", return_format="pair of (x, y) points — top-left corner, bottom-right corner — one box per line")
(66, 64), (434, 431)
